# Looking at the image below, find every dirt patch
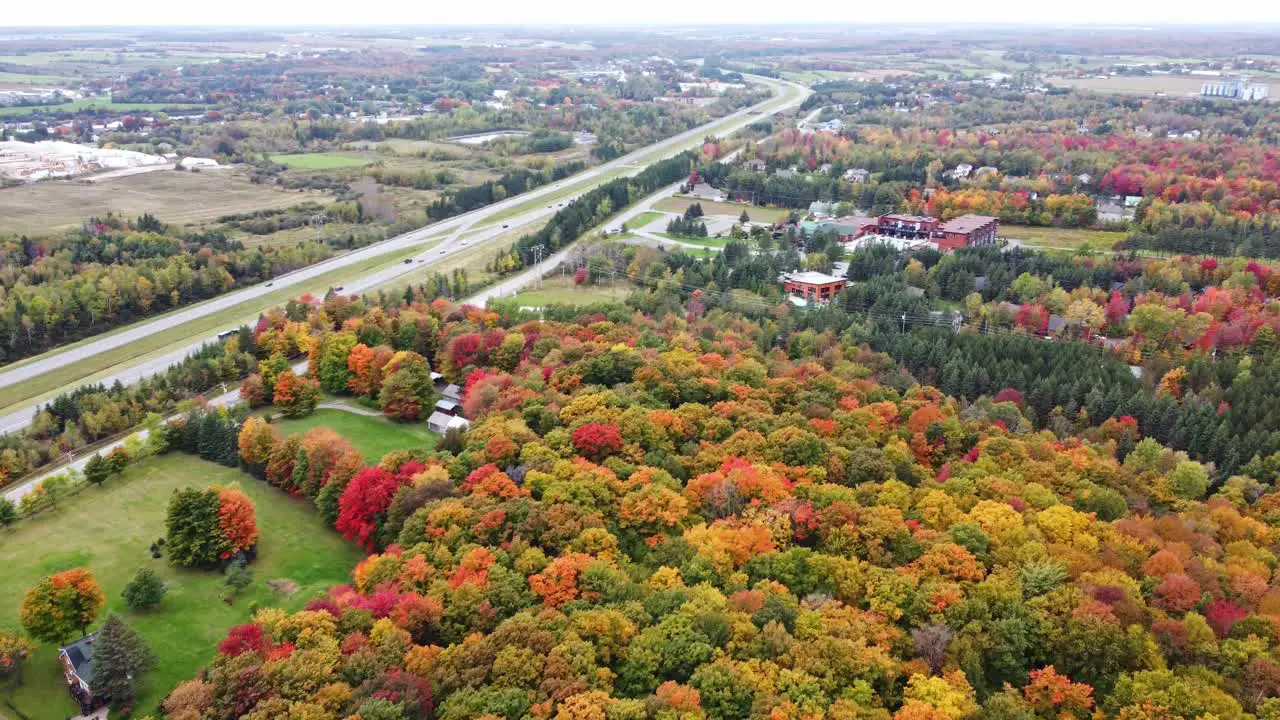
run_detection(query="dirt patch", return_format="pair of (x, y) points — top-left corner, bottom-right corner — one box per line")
(268, 578), (299, 596)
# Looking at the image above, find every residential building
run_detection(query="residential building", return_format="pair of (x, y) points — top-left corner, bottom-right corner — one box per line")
(936, 215), (999, 251)
(781, 271), (847, 305)
(945, 163), (973, 180)
(843, 168), (871, 183)
(59, 634), (104, 714)
(808, 200), (837, 218)
(743, 158), (767, 172)
(876, 214), (939, 240)
(428, 411), (471, 434)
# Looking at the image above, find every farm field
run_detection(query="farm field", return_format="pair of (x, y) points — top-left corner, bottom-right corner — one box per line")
(0, 168), (319, 235)
(1049, 75), (1208, 96)
(270, 152), (374, 170)
(1002, 224), (1129, 250)
(266, 409), (437, 459)
(653, 196), (789, 222)
(0, 453), (365, 719)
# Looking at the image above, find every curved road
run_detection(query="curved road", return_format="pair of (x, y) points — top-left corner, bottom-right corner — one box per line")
(0, 76), (807, 439)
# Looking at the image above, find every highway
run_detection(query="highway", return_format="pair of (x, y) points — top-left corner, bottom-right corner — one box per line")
(0, 75), (807, 444)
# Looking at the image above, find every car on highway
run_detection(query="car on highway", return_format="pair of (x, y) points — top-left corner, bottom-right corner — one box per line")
(502, 224), (508, 228)
(403, 258), (413, 264)
(438, 249), (446, 254)
(265, 282), (274, 287)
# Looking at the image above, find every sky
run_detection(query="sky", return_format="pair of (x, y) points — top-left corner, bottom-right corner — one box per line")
(6, 0), (1280, 28)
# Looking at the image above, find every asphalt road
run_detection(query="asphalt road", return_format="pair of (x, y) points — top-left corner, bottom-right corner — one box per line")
(0, 74), (807, 445)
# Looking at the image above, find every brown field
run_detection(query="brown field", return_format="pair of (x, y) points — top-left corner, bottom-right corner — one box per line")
(1050, 75), (1209, 97)
(0, 168), (321, 235)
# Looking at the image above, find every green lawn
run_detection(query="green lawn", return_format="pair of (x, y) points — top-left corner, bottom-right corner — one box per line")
(0, 100), (208, 117)
(0, 453), (364, 719)
(1002, 225), (1129, 251)
(623, 211), (665, 230)
(659, 233), (730, 249)
(270, 153), (373, 170)
(267, 409), (437, 460)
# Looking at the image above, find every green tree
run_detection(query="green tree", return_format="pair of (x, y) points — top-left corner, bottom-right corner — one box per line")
(222, 558), (253, 603)
(92, 614), (155, 712)
(0, 497), (16, 527)
(122, 568), (167, 612)
(317, 331), (359, 394)
(165, 488), (230, 568)
(1168, 460), (1210, 500)
(84, 454), (111, 486)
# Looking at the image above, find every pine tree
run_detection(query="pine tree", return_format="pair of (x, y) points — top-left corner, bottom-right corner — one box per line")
(92, 614), (155, 711)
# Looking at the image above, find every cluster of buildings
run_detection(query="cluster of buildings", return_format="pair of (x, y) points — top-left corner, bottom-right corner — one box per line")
(0, 140), (172, 182)
(780, 212), (999, 306)
(1200, 74), (1270, 101)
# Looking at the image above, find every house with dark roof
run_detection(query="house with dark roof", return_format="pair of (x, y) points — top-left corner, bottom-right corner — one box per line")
(59, 633), (104, 714)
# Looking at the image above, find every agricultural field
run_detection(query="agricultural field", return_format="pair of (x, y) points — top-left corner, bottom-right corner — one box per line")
(1049, 75), (1209, 96)
(266, 409), (437, 459)
(0, 167), (320, 235)
(269, 152), (374, 170)
(0, 453), (365, 718)
(653, 196), (790, 222)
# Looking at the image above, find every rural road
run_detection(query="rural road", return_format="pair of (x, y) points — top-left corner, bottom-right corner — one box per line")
(0, 76), (806, 445)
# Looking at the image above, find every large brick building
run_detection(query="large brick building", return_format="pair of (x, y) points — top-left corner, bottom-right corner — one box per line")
(936, 214), (999, 251)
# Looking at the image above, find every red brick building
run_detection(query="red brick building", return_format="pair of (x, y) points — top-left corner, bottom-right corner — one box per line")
(936, 215), (999, 250)
(876, 214), (939, 240)
(782, 271), (847, 304)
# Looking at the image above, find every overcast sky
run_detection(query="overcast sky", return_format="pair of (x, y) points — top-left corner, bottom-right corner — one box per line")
(7, 0), (1280, 29)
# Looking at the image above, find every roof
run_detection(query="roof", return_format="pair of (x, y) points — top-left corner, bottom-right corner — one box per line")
(60, 633), (97, 684)
(435, 399), (461, 412)
(442, 384), (462, 400)
(939, 214), (998, 233)
(784, 271), (846, 285)
(881, 214), (935, 223)
(427, 411), (454, 427)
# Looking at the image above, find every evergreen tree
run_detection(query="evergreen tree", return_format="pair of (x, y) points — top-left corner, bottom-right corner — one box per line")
(92, 614), (155, 712)
(121, 568), (166, 612)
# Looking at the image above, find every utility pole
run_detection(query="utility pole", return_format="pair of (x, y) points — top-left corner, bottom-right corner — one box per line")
(530, 244), (546, 288)
(901, 313), (908, 333)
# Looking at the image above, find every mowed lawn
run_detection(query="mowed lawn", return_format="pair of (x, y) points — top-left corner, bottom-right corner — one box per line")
(0, 453), (365, 718)
(270, 152), (373, 170)
(511, 274), (633, 307)
(268, 408), (437, 460)
(653, 196), (789, 223)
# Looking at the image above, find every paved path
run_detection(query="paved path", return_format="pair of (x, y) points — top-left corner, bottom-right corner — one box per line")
(0, 75), (805, 437)
(316, 401), (382, 417)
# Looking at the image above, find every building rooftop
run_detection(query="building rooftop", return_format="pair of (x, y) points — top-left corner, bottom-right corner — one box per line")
(939, 214), (998, 233)
(881, 214), (935, 224)
(784, 271), (846, 285)
(60, 633), (97, 685)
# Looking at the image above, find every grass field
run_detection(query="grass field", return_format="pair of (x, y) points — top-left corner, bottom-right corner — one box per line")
(267, 409), (437, 460)
(659, 233), (731, 249)
(653, 197), (789, 222)
(1002, 225), (1129, 250)
(0, 242), (429, 415)
(624, 211), (666, 229)
(0, 168), (317, 236)
(0, 100), (208, 117)
(0, 453), (364, 719)
(511, 275), (633, 307)
(271, 153), (374, 170)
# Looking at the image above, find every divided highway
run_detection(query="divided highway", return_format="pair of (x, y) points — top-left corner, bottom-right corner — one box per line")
(0, 75), (808, 438)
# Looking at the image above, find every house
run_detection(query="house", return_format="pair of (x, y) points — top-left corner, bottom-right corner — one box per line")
(743, 158), (767, 172)
(781, 271), (846, 305)
(442, 384), (462, 403)
(428, 411), (471, 434)
(431, 371), (445, 386)
(843, 168), (871, 184)
(819, 163), (833, 174)
(808, 201), (836, 218)
(59, 633), (104, 714)
(435, 398), (462, 415)
(936, 215), (999, 251)
(974, 166), (999, 178)
(945, 163), (973, 180)
(1077, 173), (1093, 185)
